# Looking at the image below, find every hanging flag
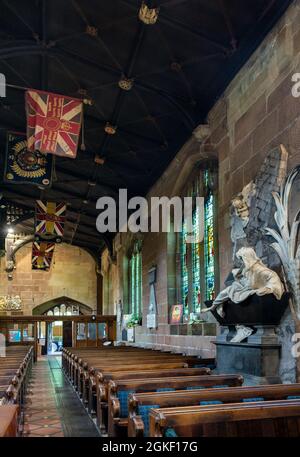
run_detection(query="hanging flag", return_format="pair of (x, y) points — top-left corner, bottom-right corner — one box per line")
(31, 241), (55, 270)
(26, 89), (82, 158)
(35, 200), (66, 243)
(4, 132), (53, 187)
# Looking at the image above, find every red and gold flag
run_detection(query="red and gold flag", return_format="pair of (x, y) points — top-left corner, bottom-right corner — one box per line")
(26, 89), (82, 158)
(31, 241), (55, 270)
(35, 200), (66, 243)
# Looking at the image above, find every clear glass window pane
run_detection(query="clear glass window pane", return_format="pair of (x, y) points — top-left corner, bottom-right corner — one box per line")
(66, 306), (72, 315)
(76, 323), (86, 340)
(54, 306), (60, 316)
(60, 304), (66, 315)
(87, 323), (96, 340)
(23, 324), (34, 341)
(98, 323), (107, 339)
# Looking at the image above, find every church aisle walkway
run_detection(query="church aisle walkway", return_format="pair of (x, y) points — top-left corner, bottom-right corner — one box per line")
(23, 356), (100, 437)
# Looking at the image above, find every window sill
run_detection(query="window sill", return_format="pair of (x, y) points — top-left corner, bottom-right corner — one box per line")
(170, 322), (217, 336)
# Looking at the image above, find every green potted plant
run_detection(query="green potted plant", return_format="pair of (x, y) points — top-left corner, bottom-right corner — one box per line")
(126, 314), (142, 328)
(188, 312), (205, 325)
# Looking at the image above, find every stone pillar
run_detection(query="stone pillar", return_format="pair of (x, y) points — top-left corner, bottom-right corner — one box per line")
(96, 273), (103, 315)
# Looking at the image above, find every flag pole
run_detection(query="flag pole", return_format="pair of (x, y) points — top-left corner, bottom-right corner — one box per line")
(5, 83), (92, 105)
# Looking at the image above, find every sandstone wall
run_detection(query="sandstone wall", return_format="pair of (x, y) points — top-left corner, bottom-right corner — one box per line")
(101, 1), (300, 362)
(0, 243), (97, 314)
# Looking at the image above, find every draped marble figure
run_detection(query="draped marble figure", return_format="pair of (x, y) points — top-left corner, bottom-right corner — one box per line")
(202, 247), (284, 342)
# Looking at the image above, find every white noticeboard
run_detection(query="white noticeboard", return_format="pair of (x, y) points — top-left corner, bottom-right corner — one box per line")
(147, 313), (157, 329)
(127, 327), (134, 342)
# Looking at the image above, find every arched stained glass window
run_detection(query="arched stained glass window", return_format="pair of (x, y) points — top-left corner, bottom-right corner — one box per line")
(129, 241), (142, 317)
(204, 170), (216, 301)
(192, 206), (201, 313)
(178, 165), (217, 320)
(180, 220), (189, 317)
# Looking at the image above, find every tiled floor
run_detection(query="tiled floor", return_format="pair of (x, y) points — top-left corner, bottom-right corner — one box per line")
(23, 356), (100, 437)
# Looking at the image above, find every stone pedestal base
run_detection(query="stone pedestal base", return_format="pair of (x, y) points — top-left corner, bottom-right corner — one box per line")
(214, 325), (282, 384)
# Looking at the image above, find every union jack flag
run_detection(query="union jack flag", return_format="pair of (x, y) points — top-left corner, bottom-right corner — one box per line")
(26, 89), (82, 158)
(35, 200), (66, 242)
(32, 241), (55, 270)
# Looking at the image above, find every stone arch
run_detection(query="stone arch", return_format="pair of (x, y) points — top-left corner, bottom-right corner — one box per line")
(32, 296), (94, 315)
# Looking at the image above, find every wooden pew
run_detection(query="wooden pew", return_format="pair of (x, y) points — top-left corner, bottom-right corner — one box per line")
(75, 353), (208, 392)
(63, 347), (177, 380)
(149, 399), (300, 437)
(0, 345), (33, 434)
(0, 405), (19, 437)
(108, 374), (243, 437)
(62, 346), (216, 435)
(94, 367), (211, 433)
(62, 347), (214, 388)
(81, 360), (190, 408)
(70, 349), (211, 400)
(128, 383), (300, 437)
(81, 356), (212, 407)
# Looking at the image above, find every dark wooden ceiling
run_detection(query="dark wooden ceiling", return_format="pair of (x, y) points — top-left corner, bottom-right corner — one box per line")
(0, 0), (293, 256)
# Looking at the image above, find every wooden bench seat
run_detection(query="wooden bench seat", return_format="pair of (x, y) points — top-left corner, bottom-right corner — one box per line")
(149, 399), (300, 437)
(80, 361), (189, 406)
(62, 347), (214, 386)
(63, 347), (175, 378)
(79, 354), (212, 405)
(128, 383), (300, 437)
(108, 374), (243, 436)
(62, 346), (216, 436)
(0, 345), (33, 434)
(73, 353), (208, 390)
(69, 350), (213, 398)
(93, 367), (211, 432)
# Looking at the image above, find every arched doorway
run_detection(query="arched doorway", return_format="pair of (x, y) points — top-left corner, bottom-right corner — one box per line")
(33, 297), (94, 355)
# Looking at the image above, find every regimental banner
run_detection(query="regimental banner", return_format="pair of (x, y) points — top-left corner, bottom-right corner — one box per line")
(31, 241), (55, 271)
(35, 200), (66, 243)
(26, 89), (82, 158)
(4, 132), (53, 187)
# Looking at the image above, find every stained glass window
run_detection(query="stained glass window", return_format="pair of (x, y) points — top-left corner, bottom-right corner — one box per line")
(180, 220), (189, 317)
(204, 171), (215, 301)
(192, 206), (201, 313)
(178, 166), (216, 319)
(129, 242), (142, 317)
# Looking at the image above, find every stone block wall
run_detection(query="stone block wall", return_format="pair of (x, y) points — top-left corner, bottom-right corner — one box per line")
(0, 243), (97, 314)
(102, 0), (300, 363)
(210, 0), (300, 285)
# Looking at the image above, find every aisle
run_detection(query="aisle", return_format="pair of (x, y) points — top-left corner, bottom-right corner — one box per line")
(23, 356), (100, 437)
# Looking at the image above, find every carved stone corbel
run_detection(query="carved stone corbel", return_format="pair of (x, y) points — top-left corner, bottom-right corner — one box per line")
(5, 235), (34, 280)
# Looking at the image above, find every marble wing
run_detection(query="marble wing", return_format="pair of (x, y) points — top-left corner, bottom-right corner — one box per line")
(239, 145), (288, 268)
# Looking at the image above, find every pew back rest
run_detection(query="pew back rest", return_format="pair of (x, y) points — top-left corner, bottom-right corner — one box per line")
(128, 384), (300, 436)
(109, 375), (243, 419)
(149, 400), (300, 437)
(97, 367), (211, 384)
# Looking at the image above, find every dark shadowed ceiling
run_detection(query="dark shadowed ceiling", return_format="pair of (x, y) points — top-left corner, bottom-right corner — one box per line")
(0, 0), (293, 256)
